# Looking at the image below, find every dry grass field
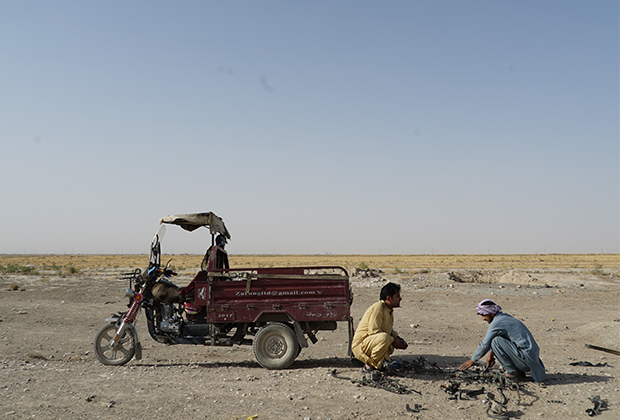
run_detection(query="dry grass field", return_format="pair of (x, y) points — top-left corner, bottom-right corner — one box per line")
(0, 253), (617, 273)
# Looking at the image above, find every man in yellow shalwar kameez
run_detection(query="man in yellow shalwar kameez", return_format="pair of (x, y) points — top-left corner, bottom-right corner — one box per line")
(352, 282), (408, 377)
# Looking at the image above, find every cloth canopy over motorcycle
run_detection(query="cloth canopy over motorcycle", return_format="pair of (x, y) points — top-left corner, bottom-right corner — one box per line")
(159, 212), (231, 238)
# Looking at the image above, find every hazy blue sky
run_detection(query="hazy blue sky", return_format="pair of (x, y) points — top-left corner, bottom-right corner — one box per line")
(2, 1), (618, 255)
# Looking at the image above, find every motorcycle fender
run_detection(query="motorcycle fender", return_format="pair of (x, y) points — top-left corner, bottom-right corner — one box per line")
(293, 321), (309, 349)
(105, 314), (122, 324)
(135, 340), (142, 360)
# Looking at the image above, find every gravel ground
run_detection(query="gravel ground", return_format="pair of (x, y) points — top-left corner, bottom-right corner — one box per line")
(1, 266), (618, 419)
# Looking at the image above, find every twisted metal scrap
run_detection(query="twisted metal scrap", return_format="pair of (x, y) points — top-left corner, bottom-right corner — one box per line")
(440, 380), (486, 400)
(356, 374), (413, 395)
(454, 367), (521, 404)
(329, 368), (413, 394)
(446, 367), (527, 419)
(329, 357), (442, 395)
(388, 356), (443, 377)
(586, 395), (608, 417)
(405, 403), (423, 413)
(485, 391), (509, 420)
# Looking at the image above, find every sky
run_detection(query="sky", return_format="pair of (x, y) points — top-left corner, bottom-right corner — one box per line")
(1, 1), (618, 255)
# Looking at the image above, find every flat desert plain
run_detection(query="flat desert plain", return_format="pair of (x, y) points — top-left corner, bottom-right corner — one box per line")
(1, 254), (618, 419)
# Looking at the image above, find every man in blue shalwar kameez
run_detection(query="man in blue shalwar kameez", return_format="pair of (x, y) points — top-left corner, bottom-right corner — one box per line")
(459, 299), (546, 382)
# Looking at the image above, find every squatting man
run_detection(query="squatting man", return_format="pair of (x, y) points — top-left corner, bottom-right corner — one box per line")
(459, 299), (546, 382)
(351, 282), (408, 378)
(351, 286), (546, 383)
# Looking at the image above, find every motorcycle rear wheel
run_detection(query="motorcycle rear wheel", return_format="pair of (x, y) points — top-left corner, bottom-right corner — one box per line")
(253, 322), (299, 369)
(94, 323), (136, 366)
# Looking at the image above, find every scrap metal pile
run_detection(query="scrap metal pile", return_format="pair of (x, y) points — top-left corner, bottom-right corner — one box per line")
(444, 366), (529, 420)
(330, 357), (442, 395)
(331, 360), (612, 419)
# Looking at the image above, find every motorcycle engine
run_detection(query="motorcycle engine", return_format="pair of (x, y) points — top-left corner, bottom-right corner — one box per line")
(159, 304), (181, 334)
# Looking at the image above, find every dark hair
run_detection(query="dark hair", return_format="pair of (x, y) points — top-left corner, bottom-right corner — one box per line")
(380, 282), (401, 301)
(480, 300), (496, 306)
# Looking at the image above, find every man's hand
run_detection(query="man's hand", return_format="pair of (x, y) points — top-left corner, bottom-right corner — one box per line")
(486, 352), (495, 368)
(393, 336), (408, 350)
(459, 359), (475, 371)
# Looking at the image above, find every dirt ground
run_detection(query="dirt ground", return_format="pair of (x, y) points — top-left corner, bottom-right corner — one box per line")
(1, 263), (619, 419)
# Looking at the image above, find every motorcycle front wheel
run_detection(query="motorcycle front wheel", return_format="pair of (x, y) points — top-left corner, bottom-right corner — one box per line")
(94, 323), (136, 366)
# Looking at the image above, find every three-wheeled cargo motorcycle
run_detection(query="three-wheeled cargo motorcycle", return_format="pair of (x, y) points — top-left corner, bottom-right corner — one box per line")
(94, 212), (353, 369)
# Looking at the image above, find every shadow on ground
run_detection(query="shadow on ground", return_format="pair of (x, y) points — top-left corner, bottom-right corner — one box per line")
(131, 354), (467, 371)
(546, 372), (614, 385)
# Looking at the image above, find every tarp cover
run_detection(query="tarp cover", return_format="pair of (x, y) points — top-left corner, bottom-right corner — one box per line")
(159, 212), (231, 238)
